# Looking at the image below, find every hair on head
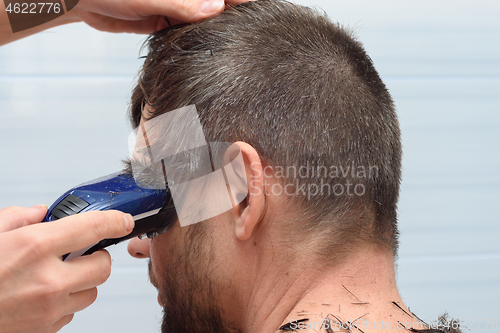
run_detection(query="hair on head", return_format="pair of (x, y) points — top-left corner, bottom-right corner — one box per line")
(130, 0), (402, 260)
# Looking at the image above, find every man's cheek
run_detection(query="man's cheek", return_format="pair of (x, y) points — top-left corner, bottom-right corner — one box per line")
(148, 262), (157, 288)
(149, 240), (165, 289)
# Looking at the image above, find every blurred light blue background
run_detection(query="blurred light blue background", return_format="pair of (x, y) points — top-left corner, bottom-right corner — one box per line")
(0, 0), (499, 332)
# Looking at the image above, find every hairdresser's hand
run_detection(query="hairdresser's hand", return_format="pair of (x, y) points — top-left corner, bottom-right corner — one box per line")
(0, 205), (134, 333)
(73, 0), (254, 34)
(1, 0), (253, 46)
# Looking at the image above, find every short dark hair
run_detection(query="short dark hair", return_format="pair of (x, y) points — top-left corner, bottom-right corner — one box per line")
(129, 0), (402, 259)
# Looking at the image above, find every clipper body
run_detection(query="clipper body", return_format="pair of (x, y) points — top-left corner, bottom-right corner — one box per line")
(43, 172), (174, 260)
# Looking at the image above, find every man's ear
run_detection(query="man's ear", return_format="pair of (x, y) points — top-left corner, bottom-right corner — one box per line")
(229, 141), (265, 241)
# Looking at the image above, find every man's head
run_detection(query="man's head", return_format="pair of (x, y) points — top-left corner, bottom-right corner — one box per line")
(127, 0), (401, 331)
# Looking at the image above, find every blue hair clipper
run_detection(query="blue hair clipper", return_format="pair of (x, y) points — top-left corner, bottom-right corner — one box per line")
(43, 172), (176, 261)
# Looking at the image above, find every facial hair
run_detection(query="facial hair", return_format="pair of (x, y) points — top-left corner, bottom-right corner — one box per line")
(151, 223), (240, 333)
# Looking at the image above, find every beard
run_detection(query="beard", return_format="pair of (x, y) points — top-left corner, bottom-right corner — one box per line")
(149, 222), (240, 333)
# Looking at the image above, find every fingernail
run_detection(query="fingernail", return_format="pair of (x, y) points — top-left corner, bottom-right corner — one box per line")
(124, 213), (134, 232)
(31, 204), (48, 211)
(200, 0), (223, 14)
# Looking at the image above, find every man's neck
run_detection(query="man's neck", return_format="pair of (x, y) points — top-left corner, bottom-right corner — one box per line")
(243, 244), (421, 333)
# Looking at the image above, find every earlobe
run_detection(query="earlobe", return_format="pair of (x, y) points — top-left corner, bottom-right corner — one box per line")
(230, 141), (265, 241)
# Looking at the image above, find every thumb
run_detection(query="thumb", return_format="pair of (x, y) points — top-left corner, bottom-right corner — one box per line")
(146, 0), (225, 23)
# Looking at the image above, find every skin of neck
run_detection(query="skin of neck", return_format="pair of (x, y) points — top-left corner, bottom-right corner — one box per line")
(235, 235), (409, 332)
(210, 177), (413, 333)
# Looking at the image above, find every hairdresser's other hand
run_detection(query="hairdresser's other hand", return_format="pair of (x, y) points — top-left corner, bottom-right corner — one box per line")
(0, 0), (253, 46)
(73, 0), (254, 34)
(0, 206), (134, 333)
